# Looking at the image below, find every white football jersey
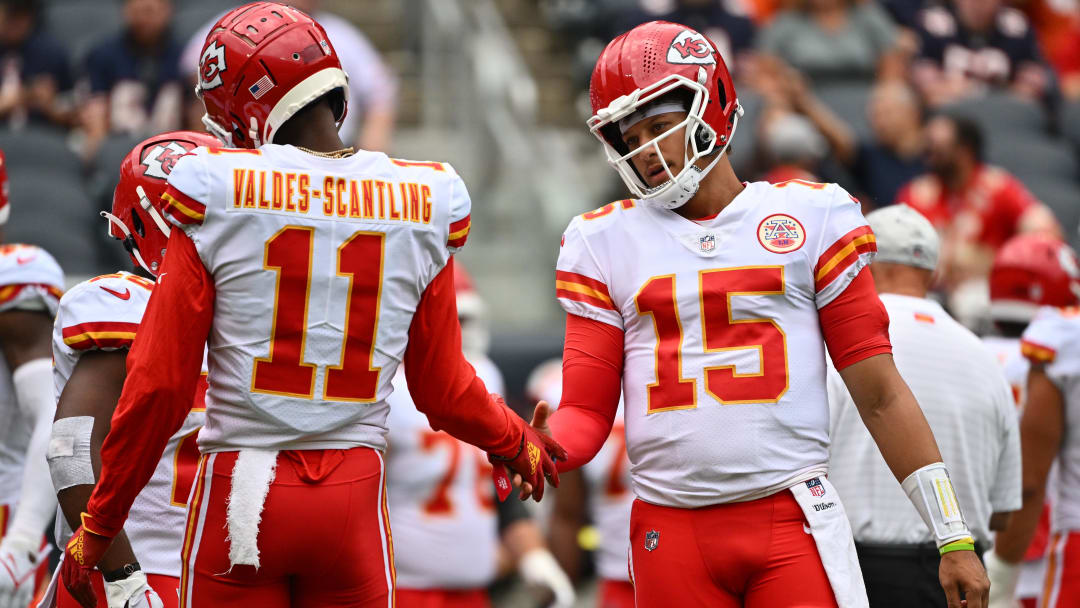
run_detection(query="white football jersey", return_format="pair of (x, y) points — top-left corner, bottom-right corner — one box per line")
(52, 272), (206, 578)
(1022, 307), (1080, 533)
(982, 336), (1028, 406)
(163, 145), (472, 453)
(385, 356), (503, 589)
(532, 363), (632, 582)
(0, 244), (63, 507)
(556, 181), (875, 507)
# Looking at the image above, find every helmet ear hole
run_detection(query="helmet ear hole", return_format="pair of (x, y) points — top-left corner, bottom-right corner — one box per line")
(131, 211), (146, 238)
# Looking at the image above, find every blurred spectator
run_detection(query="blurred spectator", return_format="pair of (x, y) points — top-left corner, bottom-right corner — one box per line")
(895, 114), (1061, 291)
(614, 0), (757, 72)
(0, 0), (72, 129)
(756, 0), (904, 83)
(81, 0), (183, 159)
(792, 75), (926, 208)
(756, 106), (826, 183)
(179, 0), (397, 151)
(911, 0), (1053, 107)
(1018, 0), (1080, 101)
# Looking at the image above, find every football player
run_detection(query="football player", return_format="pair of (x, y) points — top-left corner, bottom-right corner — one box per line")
(0, 242), (64, 608)
(39, 131), (218, 608)
(524, 20), (988, 607)
(385, 267), (575, 608)
(0, 144), (67, 607)
(536, 359), (634, 608)
(981, 235), (1079, 608)
(985, 237), (1080, 607)
(59, 4), (562, 607)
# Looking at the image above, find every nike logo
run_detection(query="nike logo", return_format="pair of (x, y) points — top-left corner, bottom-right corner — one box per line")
(15, 255), (34, 265)
(100, 286), (131, 300)
(803, 523), (813, 535)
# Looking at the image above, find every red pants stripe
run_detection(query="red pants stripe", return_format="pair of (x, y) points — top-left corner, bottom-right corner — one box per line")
(394, 588), (489, 607)
(1041, 531), (1080, 607)
(180, 447), (395, 608)
(629, 492), (837, 607)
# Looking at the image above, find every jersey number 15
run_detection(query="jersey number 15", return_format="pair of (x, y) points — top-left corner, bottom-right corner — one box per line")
(636, 266), (789, 413)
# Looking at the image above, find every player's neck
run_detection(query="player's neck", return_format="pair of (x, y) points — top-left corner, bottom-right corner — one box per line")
(274, 101), (347, 154)
(674, 156), (744, 221)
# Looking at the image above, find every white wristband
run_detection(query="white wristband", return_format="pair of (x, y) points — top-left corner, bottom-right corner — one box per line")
(900, 462), (971, 547)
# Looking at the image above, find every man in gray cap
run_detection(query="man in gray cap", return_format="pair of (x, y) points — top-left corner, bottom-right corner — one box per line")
(826, 204), (1021, 608)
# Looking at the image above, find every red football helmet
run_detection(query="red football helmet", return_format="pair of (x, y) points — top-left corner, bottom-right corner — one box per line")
(588, 21), (741, 209)
(454, 263), (489, 358)
(195, 2), (348, 148)
(103, 130), (220, 276)
(989, 234), (1080, 322)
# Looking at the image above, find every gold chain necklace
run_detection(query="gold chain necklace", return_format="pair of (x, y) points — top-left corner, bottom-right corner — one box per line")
(296, 146), (356, 159)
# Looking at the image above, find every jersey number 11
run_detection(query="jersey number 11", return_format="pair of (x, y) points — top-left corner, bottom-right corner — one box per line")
(251, 225), (383, 401)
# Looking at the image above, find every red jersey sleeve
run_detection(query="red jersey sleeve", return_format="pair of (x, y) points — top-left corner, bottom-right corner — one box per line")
(404, 258), (522, 456)
(83, 230), (214, 537)
(818, 266), (892, 370)
(548, 313), (623, 471)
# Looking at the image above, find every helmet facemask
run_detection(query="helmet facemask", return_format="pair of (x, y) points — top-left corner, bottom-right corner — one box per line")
(588, 70), (742, 210)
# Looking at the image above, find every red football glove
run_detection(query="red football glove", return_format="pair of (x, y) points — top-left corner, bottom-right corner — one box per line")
(489, 399), (567, 502)
(61, 523), (113, 608)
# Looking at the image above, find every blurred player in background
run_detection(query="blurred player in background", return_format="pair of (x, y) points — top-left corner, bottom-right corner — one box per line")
(39, 131), (218, 608)
(536, 358), (633, 608)
(827, 205), (1020, 608)
(532, 19), (989, 607)
(59, 4), (562, 607)
(982, 235), (1080, 607)
(0, 144), (66, 607)
(984, 236), (1080, 607)
(386, 267), (574, 608)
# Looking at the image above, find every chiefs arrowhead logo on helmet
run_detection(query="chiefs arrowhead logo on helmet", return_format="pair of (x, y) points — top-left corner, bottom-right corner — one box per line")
(140, 142), (190, 180)
(667, 30), (715, 65)
(200, 41), (227, 90)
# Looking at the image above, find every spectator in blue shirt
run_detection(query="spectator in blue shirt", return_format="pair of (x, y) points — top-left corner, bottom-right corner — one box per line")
(0, 0), (72, 128)
(80, 0), (182, 159)
(912, 0), (1053, 107)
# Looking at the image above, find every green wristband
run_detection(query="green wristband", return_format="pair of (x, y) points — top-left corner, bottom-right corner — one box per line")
(939, 537), (975, 555)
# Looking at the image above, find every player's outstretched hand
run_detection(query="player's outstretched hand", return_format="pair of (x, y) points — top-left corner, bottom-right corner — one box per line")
(0, 538), (50, 608)
(490, 400), (567, 502)
(61, 524), (114, 608)
(940, 550), (990, 608)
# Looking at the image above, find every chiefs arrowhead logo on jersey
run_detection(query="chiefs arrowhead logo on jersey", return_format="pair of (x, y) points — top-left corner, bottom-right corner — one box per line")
(757, 214), (806, 254)
(199, 41), (227, 90)
(667, 30), (715, 65)
(141, 142), (191, 180)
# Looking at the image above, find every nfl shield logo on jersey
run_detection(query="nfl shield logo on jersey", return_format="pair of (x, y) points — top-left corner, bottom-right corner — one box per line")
(699, 234), (715, 252)
(645, 530), (659, 552)
(805, 478), (826, 498)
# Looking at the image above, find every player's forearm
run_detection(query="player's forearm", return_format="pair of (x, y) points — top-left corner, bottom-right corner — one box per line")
(993, 487), (1046, 563)
(841, 355), (943, 481)
(406, 259), (522, 455)
(57, 485), (138, 570)
(86, 384), (193, 537)
(548, 314), (622, 470)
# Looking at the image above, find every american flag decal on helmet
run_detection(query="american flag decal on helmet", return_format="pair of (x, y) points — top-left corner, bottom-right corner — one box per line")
(249, 76), (275, 100)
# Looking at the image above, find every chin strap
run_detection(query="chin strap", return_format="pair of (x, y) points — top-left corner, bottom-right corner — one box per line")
(100, 211), (154, 275)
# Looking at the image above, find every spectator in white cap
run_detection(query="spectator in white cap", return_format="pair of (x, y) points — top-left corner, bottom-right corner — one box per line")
(826, 204), (1022, 608)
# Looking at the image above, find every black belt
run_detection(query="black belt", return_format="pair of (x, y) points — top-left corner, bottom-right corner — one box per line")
(855, 540), (987, 558)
